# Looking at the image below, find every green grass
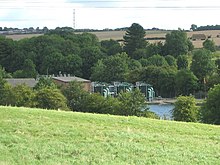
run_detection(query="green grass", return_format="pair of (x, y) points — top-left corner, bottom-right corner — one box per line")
(0, 106), (219, 165)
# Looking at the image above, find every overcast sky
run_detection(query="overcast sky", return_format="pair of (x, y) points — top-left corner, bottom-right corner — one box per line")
(0, 0), (220, 30)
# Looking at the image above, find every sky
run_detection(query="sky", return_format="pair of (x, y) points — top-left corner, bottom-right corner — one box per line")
(0, 0), (220, 30)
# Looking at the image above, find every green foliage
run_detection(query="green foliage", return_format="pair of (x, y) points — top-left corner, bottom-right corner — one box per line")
(34, 77), (57, 90)
(177, 55), (189, 70)
(13, 84), (35, 107)
(201, 84), (220, 124)
(81, 46), (104, 79)
(91, 53), (129, 82)
(101, 39), (122, 56)
(148, 54), (168, 67)
(117, 89), (148, 116)
(146, 42), (163, 57)
(0, 78), (14, 106)
(0, 65), (11, 78)
(165, 55), (177, 67)
(62, 81), (89, 112)
(175, 69), (198, 96)
(35, 88), (68, 110)
(139, 66), (177, 97)
(191, 49), (216, 83)
(172, 96), (199, 122)
(163, 30), (193, 57)
(123, 23), (147, 58)
(203, 39), (216, 52)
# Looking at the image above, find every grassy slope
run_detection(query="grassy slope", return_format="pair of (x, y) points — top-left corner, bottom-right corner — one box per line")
(0, 106), (219, 165)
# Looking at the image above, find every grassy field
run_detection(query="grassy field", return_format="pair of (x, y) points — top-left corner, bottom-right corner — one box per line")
(5, 30), (220, 48)
(0, 106), (219, 165)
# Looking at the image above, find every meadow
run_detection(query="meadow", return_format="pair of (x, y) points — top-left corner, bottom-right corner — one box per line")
(0, 106), (219, 165)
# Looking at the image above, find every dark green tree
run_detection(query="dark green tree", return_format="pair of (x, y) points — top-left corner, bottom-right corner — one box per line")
(117, 89), (148, 116)
(191, 49), (216, 84)
(203, 39), (216, 52)
(81, 46), (103, 79)
(163, 30), (193, 57)
(62, 81), (89, 112)
(190, 24), (197, 31)
(123, 23), (147, 58)
(201, 84), (220, 124)
(165, 55), (177, 67)
(91, 53), (129, 82)
(175, 69), (198, 96)
(177, 55), (189, 70)
(148, 54), (168, 67)
(35, 88), (68, 110)
(13, 84), (35, 107)
(172, 96), (199, 122)
(101, 39), (122, 56)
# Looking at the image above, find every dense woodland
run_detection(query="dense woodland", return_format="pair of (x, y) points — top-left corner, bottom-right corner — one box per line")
(0, 23), (220, 124)
(0, 23), (219, 97)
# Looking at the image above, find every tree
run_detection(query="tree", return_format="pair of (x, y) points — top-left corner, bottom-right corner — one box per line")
(0, 78), (14, 105)
(163, 30), (193, 57)
(117, 89), (148, 117)
(175, 69), (198, 96)
(172, 96), (199, 122)
(35, 88), (68, 110)
(123, 23), (147, 58)
(34, 77), (57, 90)
(191, 49), (216, 85)
(62, 81), (89, 112)
(203, 39), (216, 52)
(22, 59), (37, 78)
(91, 53), (129, 82)
(101, 39), (122, 56)
(81, 46), (103, 79)
(177, 55), (189, 70)
(201, 84), (220, 124)
(13, 84), (35, 107)
(165, 55), (177, 67)
(147, 54), (168, 67)
(190, 24), (197, 31)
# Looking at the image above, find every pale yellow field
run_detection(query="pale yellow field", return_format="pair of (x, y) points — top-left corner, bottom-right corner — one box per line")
(6, 30), (220, 48)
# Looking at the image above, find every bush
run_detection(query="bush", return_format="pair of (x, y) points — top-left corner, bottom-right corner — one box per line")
(201, 84), (220, 124)
(35, 88), (68, 110)
(13, 84), (35, 107)
(172, 96), (199, 122)
(117, 89), (148, 116)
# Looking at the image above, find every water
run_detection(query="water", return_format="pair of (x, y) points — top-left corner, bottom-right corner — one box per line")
(148, 104), (174, 119)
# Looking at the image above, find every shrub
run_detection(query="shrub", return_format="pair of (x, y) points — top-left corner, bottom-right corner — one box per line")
(172, 96), (199, 122)
(35, 88), (68, 110)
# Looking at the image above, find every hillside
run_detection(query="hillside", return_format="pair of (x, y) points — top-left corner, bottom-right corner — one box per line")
(0, 106), (219, 164)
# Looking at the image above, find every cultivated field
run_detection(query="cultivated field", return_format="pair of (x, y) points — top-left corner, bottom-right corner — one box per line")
(0, 106), (220, 164)
(6, 30), (220, 48)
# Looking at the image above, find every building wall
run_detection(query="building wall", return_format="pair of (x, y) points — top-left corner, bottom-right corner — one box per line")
(52, 79), (91, 92)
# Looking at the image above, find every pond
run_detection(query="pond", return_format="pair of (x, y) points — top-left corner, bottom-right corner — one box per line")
(148, 104), (174, 119)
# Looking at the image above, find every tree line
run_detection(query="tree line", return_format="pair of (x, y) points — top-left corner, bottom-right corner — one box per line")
(0, 77), (158, 119)
(0, 23), (219, 98)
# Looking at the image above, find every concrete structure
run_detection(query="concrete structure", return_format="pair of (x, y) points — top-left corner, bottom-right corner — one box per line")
(5, 78), (38, 88)
(52, 76), (91, 92)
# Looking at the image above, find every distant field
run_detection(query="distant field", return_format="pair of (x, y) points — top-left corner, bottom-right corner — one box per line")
(0, 106), (220, 164)
(6, 30), (220, 48)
